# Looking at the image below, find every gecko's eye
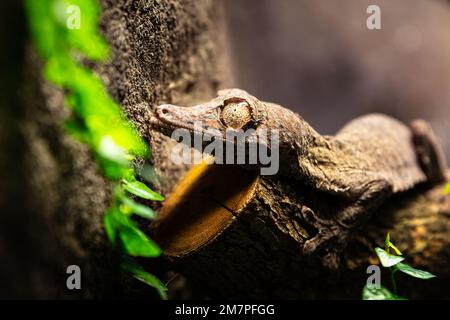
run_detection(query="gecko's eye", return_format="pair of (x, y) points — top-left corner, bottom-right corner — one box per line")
(221, 100), (252, 129)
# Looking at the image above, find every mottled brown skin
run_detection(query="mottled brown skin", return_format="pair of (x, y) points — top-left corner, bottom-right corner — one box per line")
(150, 88), (447, 268)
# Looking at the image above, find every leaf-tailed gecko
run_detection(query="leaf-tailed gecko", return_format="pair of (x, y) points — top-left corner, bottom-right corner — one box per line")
(150, 88), (447, 267)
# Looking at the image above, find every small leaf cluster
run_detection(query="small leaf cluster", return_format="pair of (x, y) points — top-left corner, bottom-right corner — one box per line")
(363, 233), (436, 300)
(25, 0), (167, 298)
(104, 179), (166, 298)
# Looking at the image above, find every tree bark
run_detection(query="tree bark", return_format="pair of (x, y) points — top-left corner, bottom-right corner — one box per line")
(156, 163), (450, 299)
(0, 0), (231, 298)
(1, 0), (449, 300)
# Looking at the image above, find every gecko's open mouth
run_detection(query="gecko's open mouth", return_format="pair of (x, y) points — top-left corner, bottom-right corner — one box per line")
(152, 161), (259, 258)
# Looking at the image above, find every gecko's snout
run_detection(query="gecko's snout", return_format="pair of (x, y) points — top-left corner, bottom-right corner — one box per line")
(155, 104), (178, 118)
(149, 105), (168, 126)
(150, 104), (180, 128)
(150, 104), (170, 124)
(159, 106), (170, 115)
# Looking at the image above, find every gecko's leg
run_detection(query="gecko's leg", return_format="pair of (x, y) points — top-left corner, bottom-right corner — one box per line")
(411, 119), (448, 184)
(302, 179), (392, 269)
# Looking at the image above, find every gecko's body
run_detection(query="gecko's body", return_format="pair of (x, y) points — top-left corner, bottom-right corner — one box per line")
(262, 102), (427, 194)
(151, 89), (447, 267)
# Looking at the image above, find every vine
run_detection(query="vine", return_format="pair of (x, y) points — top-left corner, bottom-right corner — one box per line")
(25, 0), (167, 299)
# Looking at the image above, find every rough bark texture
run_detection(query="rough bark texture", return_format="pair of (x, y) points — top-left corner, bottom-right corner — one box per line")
(0, 0), (231, 298)
(1, 0), (449, 299)
(161, 168), (450, 299)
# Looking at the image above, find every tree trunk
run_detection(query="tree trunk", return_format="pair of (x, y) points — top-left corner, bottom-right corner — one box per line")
(0, 0), (231, 298)
(153, 161), (450, 299)
(1, 0), (448, 300)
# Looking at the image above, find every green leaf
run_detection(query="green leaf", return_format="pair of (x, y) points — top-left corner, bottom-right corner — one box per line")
(375, 247), (405, 267)
(385, 233), (390, 249)
(104, 208), (161, 257)
(26, 0), (164, 300)
(121, 258), (167, 300)
(123, 180), (164, 201)
(120, 196), (156, 220)
(97, 136), (128, 166)
(119, 225), (161, 257)
(445, 183), (450, 195)
(387, 242), (402, 256)
(103, 209), (119, 245)
(395, 262), (437, 280)
(385, 233), (402, 255)
(97, 157), (128, 180)
(103, 206), (133, 243)
(362, 284), (405, 300)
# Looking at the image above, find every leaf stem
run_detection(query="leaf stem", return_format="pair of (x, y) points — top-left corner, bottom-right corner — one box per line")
(390, 267), (398, 295)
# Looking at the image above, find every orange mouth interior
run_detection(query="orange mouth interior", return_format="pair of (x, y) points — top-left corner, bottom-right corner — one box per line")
(153, 159), (259, 257)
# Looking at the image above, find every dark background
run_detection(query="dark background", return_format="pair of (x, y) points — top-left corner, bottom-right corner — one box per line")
(225, 0), (450, 159)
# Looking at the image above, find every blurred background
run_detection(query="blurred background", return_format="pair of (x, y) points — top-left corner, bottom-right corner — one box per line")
(224, 0), (450, 160)
(1, 0), (450, 299)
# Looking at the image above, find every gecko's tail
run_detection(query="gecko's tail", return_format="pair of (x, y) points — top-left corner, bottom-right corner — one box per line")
(410, 119), (448, 185)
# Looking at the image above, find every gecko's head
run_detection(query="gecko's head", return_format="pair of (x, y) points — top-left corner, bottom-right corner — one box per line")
(151, 89), (267, 142)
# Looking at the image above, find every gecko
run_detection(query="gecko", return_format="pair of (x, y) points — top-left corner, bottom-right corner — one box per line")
(150, 88), (448, 268)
